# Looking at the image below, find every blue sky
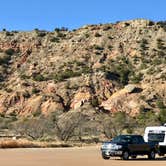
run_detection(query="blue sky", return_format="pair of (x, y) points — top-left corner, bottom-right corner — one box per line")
(0, 0), (165, 31)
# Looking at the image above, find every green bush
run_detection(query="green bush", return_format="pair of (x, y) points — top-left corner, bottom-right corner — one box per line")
(0, 54), (11, 64)
(91, 97), (99, 107)
(105, 56), (134, 86)
(57, 32), (66, 38)
(156, 100), (165, 110)
(50, 37), (60, 42)
(94, 32), (101, 37)
(158, 108), (166, 124)
(5, 48), (15, 55)
(130, 73), (143, 83)
(32, 88), (40, 94)
(137, 109), (158, 126)
(37, 32), (46, 37)
(33, 74), (46, 81)
(108, 45), (113, 51)
(94, 45), (104, 50)
(140, 39), (149, 52)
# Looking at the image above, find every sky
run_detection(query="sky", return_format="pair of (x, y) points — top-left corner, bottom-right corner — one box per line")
(0, 0), (165, 31)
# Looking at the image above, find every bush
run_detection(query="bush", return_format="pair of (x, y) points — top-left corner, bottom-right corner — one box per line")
(5, 32), (14, 36)
(57, 32), (66, 38)
(130, 73), (143, 83)
(54, 27), (68, 32)
(105, 57), (134, 86)
(50, 37), (60, 42)
(108, 45), (113, 51)
(37, 31), (46, 37)
(94, 45), (104, 50)
(31, 88), (40, 94)
(157, 21), (166, 31)
(91, 97), (99, 107)
(94, 32), (101, 37)
(5, 48), (15, 55)
(156, 100), (165, 110)
(137, 110), (158, 126)
(140, 39), (149, 52)
(0, 54), (11, 64)
(33, 74), (45, 81)
(158, 108), (166, 124)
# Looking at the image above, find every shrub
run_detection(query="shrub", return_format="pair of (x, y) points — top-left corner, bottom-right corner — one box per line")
(157, 21), (166, 31)
(33, 110), (41, 117)
(5, 48), (15, 55)
(37, 31), (46, 37)
(108, 45), (113, 51)
(105, 57), (134, 86)
(57, 32), (66, 38)
(157, 38), (166, 50)
(5, 32), (14, 36)
(94, 45), (104, 50)
(0, 54), (11, 64)
(94, 32), (101, 37)
(130, 73), (143, 83)
(103, 25), (111, 31)
(158, 108), (166, 124)
(31, 88), (40, 94)
(33, 74), (45, 81)
(54, 27), (68, 32)
(137, 110), (158, 126)
(156, 100), (165, 110)
(140, 39), (149, 52)
(91, 97), (99, 107)
(20, 74), (30, 80)
(50, 37), (60, 42)
(84, 33), (90, 38)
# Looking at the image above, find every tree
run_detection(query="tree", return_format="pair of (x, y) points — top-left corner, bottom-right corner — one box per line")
(57, 112), (88, 141)
(13, 117), (52, 140)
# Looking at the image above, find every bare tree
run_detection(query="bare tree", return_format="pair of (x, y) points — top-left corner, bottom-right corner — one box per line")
(13, 117), (51, 140)
(50, 111), (88, 141)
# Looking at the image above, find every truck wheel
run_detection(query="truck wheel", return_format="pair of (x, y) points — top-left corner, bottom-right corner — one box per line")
(158, 150), (164, 156)
(131, 155), (137, 159)
(148, 150), (155, 160)
(102, 153), (110, 160)
(102, 155), (110, 160)
(122, 151), (129, 160)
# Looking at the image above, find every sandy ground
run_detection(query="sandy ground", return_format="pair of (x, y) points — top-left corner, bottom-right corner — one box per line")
(0, 146), (166, 166)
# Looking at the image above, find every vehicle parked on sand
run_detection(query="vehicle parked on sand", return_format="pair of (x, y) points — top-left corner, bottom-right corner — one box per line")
(144, 124), (166, 156)
(101, 135), (157, 160)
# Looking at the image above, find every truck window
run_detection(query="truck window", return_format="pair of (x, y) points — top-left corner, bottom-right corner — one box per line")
(112, 135), (132, 143)
(148, 133), (165, 142)
(137, 136), (145, 143)
(132, 137), (139, 144)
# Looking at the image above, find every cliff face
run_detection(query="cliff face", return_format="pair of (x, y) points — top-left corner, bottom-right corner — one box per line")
(0, 19), (165, 141)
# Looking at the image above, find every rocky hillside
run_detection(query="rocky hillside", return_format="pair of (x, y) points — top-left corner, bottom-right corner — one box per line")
(0, 19), (165, 142)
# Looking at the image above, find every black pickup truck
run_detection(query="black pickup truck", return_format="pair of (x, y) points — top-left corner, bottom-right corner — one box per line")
(101, 135), (157, 160)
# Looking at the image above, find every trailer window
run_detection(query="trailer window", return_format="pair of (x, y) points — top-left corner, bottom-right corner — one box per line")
(148, 133), (165, 142)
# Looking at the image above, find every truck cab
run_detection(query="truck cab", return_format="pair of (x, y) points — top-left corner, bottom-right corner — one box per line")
(101, 135), (156, 160)
(144, 124), (166, 156)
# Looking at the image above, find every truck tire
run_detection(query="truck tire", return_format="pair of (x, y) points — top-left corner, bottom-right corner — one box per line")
(148, 150), (155, 160)
(122, 151), (129, 160)
(158, 149), (164, 156)
(131, 155), (137, 159)
(102, 153), (110, 160)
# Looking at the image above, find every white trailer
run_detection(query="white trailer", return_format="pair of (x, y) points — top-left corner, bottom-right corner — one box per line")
(144, 124), (166, 156)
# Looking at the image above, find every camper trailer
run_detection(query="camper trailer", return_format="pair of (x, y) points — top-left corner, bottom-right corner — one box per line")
(144, 124), (166, 156)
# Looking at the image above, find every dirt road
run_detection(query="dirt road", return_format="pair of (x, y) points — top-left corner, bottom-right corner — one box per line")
(0, 146), (166, 166)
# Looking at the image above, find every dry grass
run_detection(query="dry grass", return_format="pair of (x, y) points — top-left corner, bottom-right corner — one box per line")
(0, 139), (74, 149)
(0, 139), (37, 148)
